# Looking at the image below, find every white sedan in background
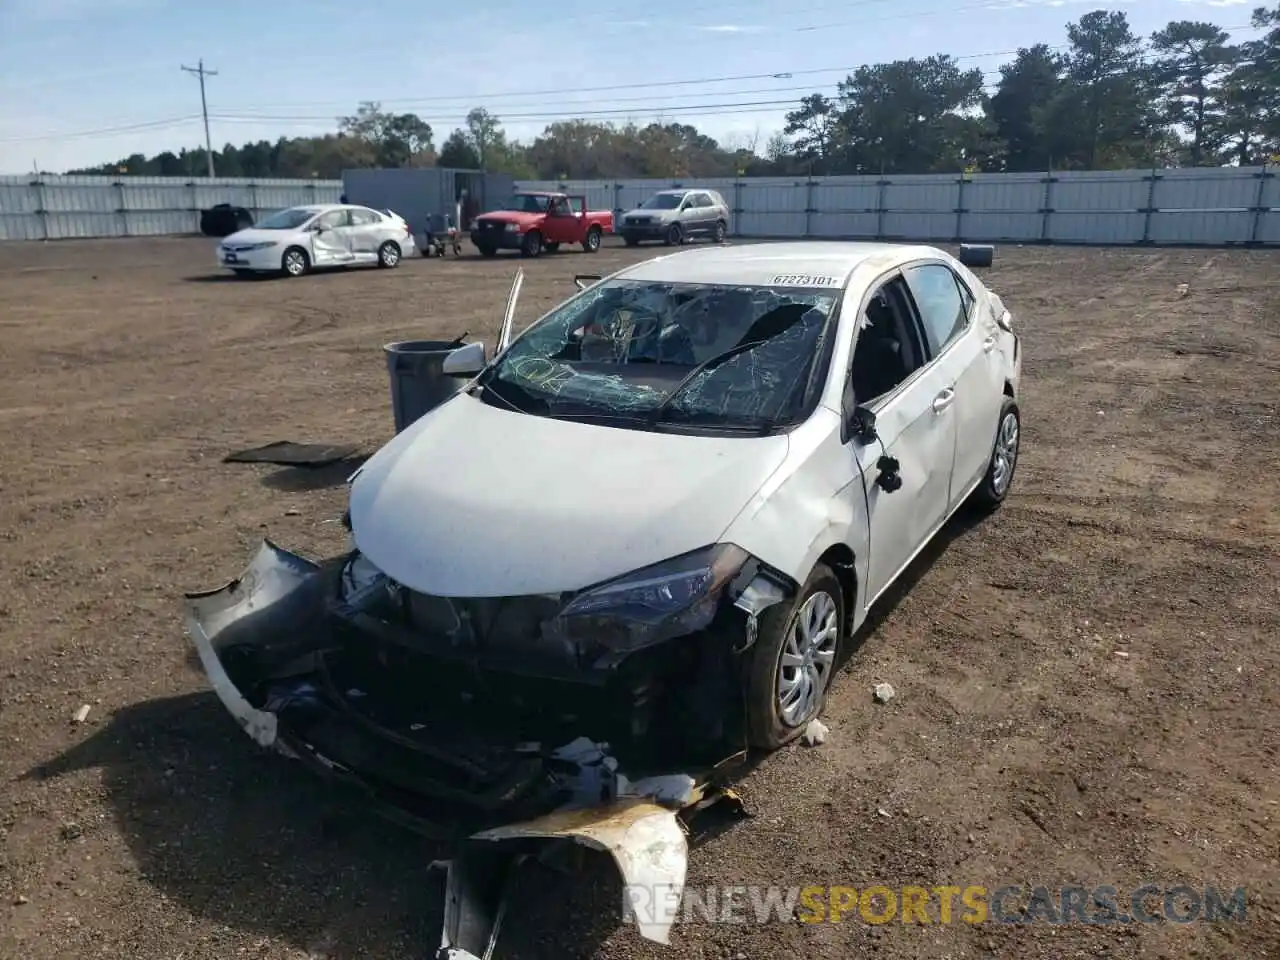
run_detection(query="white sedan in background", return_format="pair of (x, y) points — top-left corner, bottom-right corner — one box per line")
(217, 203), (416, 278)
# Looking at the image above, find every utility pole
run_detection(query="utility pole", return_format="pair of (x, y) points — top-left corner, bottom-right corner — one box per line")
(180, 58), (218, 177)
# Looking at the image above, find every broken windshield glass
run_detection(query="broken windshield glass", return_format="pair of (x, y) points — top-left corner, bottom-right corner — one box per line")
(482, 279), (839, 432)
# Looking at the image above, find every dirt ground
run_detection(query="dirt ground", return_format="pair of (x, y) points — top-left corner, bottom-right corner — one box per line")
(0, 235), (1277, 960)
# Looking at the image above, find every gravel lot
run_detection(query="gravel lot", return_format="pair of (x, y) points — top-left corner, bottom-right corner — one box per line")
(0, 236), (1277, 960)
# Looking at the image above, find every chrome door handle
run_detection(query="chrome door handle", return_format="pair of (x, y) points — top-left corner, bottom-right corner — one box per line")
(982, 335), (997, 352)
(932, 388), (955, 413)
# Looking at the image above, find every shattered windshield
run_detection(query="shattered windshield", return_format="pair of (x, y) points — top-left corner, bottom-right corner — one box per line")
(501, 194), (552, 213)
(479, 278), (839, 433)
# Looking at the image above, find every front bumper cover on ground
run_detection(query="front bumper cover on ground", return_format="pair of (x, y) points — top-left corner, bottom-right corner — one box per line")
(183, 539), (746, 956)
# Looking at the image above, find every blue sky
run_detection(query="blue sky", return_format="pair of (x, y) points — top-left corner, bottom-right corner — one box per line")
(0, 0), (1264, 173)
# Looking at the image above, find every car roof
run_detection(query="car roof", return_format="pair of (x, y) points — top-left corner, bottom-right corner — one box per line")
(614, 241), (947, 288)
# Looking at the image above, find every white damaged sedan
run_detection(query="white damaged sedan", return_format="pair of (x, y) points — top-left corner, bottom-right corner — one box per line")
(183, 241), (1021, 956)
(216, 203), (415, 277)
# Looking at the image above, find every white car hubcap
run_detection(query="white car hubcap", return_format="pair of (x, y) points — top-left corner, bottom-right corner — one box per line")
(991, 411), (1019, 494)
(777, 591), (838, 727)
(285, 252), (305, 275)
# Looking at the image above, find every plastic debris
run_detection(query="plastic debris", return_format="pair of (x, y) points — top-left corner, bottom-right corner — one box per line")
(801, 718), (829, 746)
(873, 682), (896, 704)
(72, 704), (91, 724)
(617, 774), (697, 806)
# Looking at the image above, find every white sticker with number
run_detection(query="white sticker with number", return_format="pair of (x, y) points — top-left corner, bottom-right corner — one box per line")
(771, 274), (840, 287)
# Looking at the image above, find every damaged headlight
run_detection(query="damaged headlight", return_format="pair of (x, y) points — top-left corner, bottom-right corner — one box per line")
(338, 551), (390, 612)
(544, 543), (749, 655)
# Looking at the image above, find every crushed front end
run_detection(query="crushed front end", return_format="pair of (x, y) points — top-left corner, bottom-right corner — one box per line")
(183, 538), (789, 955)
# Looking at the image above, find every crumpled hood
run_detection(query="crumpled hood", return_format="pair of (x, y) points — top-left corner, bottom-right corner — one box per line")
(348, 392), (789, 597)
(221, 228), (289, 246)
(472, 211), (543, 229)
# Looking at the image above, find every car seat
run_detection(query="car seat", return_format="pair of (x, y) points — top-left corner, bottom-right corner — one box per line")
(851, 295), (906, 401)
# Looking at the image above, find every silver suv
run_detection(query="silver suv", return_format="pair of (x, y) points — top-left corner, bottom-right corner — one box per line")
(619, 189), (730, 247)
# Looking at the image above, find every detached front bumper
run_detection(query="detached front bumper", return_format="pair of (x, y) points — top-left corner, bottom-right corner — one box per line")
(183, 540), (748, 955)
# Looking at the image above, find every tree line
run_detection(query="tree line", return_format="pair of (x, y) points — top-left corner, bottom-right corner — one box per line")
(70, 6), (1279, 180)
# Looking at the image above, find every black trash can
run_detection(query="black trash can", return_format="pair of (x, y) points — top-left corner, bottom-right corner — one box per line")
(384, 340), (466, 433)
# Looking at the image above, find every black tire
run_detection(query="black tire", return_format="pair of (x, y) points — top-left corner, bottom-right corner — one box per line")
(970, 396), (1020, 511)
(664, 223), (683, 246)
(477, 244), (497, 257)
(712, 220), (727, 243)
(744, 563), (845, 750)
(377, 240), (401, 268)
(520, 231), (543, 258)
(544, 241), (561, 253)
(280, 246), (310, 278)
(582, 227), (602, 253)
(623, 235), (639, 248)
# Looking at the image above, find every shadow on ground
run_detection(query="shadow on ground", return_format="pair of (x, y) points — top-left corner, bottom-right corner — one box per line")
(25, 694), (621, 959)
(259, 456), (368, 492)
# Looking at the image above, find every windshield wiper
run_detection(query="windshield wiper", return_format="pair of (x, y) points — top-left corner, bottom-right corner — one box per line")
(646, 306), (811, 425)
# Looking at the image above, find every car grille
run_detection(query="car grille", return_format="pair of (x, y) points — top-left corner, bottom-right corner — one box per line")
(626, 216), (651, 226)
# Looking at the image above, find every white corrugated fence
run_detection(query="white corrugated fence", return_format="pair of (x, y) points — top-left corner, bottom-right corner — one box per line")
(0, 175), (344, 241)
(1, 167), (1276, 245)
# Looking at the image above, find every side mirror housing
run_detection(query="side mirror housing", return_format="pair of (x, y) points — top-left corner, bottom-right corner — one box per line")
(442, 340), (487, 377)
(840, 378), (878, 445)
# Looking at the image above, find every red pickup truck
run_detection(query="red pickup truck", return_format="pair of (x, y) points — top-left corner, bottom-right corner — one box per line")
(469, 192), (613, 258)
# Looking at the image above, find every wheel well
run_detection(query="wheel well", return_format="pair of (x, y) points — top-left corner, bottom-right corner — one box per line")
(816, 544), (857, 619)
(1003, 381), (1015, 398)
(283, 244), (309, 262)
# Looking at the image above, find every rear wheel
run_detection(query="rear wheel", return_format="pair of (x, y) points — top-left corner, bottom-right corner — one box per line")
(744, 563), (844, 750)
(970, 397), (1020, 511)
(582, 226), (602, 253)
(665, 223), (683, 246)
(377, 241), (401, 268)
(712, 220), (727, 243)
(281, 247), (310, 278)
(520, 231), (543, 258)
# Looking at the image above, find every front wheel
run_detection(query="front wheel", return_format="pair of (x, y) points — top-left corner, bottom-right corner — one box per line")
(744, 564), (844, 750)
(664, 223), (683, 246)
(520, 231), (543, 258)
(281, 246), (310, 278)
(476, 244), (497, 257)
(377, 241), (401, 268)
(623, 235), (639, 248)
(970, 396), (1020, 511)
(543, 241), (561, 253)
(582, 226), (602, 253)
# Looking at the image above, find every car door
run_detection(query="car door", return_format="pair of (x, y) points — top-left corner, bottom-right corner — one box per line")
(544, 196), (577, 244)
(902, 261), (1005, 509)
(347, 207), (387, 262)
(678, 193), (701, 236)
(845, 272), (959, 607)
(694, 193), (717, 235)
(310, 209), (353, 265)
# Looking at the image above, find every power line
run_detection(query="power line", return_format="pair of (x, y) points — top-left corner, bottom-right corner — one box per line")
(180, 59), (218, 177)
